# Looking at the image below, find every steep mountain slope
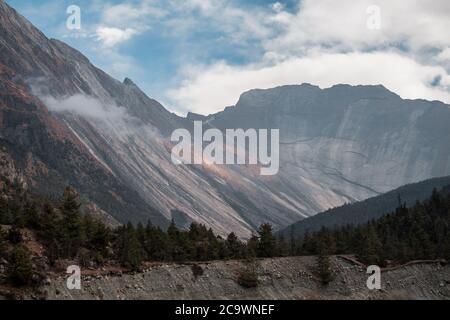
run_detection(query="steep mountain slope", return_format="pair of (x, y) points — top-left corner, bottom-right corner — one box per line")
(0, 1), (305, 236)
(278, 176), (450, 239)
(1, 1), (450, 237)
(206, 84), (450, 218)
(207, 84), (450, 199)
(0, 1), (167, 226)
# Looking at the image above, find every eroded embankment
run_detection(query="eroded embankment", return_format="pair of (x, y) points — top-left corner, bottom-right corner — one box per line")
(41, 256), (450, 300)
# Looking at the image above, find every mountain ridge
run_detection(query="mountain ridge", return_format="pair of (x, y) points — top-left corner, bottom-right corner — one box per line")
(278, 175), (450, 239)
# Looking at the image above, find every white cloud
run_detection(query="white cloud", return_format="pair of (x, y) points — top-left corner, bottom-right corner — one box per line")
(272, 2), (285, 13)
(40, 94), (129, 121)
(170, 0), (277, 42)
(94, 0), (167, 47)
(95, 27), (138, 47)
(164, 0), (450, 114)
(437, 48), (450, 62)
(101, 2), (166, 26)
(33, 0), (448, 114)
(267, 0), (450, 53)
(167, 51), (450, 115)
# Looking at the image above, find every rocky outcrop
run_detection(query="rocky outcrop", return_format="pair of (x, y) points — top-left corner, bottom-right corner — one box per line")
(41, 257), (450, 300)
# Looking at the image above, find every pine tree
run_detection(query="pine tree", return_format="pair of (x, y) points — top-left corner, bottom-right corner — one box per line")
(8, 245), (34, 286)
(359, 225), (384, 266)
(246, 234), (259, 259)
(276, 235), (289, 257)
(23, 202), (40, 229)
(60, 187), (84, 258)
(257, 224), (276, 258)
(40, 202), (59, 241)
(316, 243), (333, 285)
(146, 224), (169, 261)
(226, 232), (243, 259)
(206, 228), (220, 260)
(117, 223), (143, 270)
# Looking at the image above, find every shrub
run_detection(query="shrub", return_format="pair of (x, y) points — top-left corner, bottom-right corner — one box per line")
(237, 267), (259, 288)
(191, 264), (204, 279)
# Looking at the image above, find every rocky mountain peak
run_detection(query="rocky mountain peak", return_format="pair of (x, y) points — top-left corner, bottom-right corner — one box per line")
(123, 77), (137, 87)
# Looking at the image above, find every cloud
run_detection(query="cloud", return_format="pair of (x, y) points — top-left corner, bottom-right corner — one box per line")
(38, 93), (157, 137)
(167, 51), (450, 115)
(101, 2), (166, 26)
(164, 0), (450, 114)
(437, 48), (450, 62)
(95, 27), (138, 47)
(272, 2), (285, 13)
(93, 0), (167, 47)
(266, 0), (450, 53)
(40, 94), (129, 121)
(19, 0), (448, 115)
(168, 0), (277, 42)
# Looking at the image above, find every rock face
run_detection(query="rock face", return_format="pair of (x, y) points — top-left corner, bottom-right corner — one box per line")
(0, 1), (168, 227)
(1, 1), (450, 236)
(207, 84), (450, 206)
(42, 257), (450, 300)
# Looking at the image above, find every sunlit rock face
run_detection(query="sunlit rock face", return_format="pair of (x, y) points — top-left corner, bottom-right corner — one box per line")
(1, 1), (450, 237)
(208, 83), (450, 205)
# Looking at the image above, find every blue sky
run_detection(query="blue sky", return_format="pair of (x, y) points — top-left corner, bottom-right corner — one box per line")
(6, 0), (450, 115)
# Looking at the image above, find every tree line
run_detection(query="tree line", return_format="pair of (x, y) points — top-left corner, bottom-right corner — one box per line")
(0, 182), (283, 277)
(292, 188), (450, 266)
(1, 177), (449, 286)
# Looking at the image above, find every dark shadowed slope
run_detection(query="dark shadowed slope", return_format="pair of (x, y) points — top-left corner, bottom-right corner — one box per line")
(278, 175), (450, 239)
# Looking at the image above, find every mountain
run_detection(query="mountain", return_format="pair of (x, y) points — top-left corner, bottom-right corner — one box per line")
(207, 84), (450, 199)
(1, 1), (450, 237)
(0, 1), (304, 236)
(278, 176), (450, 239)
(204, 84), (450, 229)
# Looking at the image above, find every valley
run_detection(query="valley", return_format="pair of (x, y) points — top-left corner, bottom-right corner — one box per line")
(1, 1), (450, 237)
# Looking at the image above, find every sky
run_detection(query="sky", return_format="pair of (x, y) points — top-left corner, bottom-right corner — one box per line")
(7, 0), (450, 115)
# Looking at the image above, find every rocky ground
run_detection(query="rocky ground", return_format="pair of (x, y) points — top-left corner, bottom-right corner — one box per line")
(32, 256), (450, 300)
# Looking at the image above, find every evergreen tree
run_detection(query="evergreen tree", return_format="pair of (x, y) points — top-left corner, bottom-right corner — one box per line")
(246, 234), (259, 259)
(23, 202), (40, 229)
(257, 224), (276, 258)
(8, 245), (33, 286)
(289, 227), (297, 256)
(116, 223), (143, 270)
(225, 232), (243, 259)
(60, 187), (84, 258)
(358, 225), (384, 266)
(316, 242), (333, 285)
(277, 236), (289, 257)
